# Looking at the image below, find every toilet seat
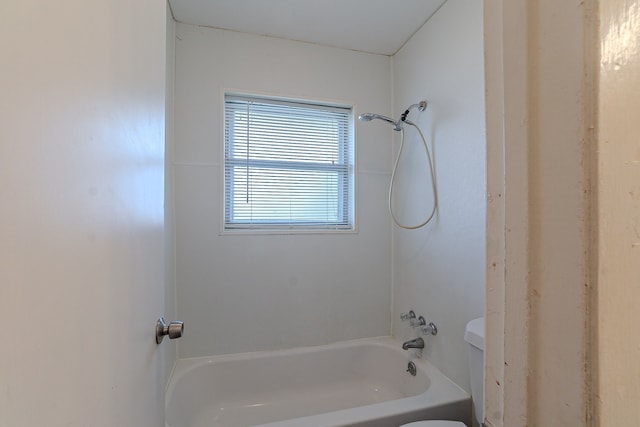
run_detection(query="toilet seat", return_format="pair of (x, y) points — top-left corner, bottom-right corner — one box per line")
(400, 421), (466, 427)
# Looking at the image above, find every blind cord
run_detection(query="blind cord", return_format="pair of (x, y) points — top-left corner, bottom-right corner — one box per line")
(388, 122), (438, 230)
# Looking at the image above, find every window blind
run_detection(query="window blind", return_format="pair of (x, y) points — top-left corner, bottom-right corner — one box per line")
(224, 94), (354, 230)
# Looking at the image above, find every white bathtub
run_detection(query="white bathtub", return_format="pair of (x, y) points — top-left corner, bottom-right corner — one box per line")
(166, 337), (471, 427)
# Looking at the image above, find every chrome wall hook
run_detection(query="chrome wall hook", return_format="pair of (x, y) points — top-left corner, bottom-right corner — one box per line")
(156, 317), (184, 344)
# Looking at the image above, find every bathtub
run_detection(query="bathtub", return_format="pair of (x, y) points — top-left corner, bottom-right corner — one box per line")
(166, 337), (471, 427)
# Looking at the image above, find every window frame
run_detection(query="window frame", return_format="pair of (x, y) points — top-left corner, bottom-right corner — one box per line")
(221, 92), (356, 234)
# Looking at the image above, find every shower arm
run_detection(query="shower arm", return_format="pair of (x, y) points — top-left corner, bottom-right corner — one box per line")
(400, 100), (427, 123)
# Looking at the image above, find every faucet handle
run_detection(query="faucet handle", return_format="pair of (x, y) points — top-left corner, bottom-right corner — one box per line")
(421, 321), (438, 336)
(400, 310), (416, 322)
(411, 315), (427, 328)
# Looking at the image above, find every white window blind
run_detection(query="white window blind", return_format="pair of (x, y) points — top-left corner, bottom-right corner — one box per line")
(224, 94), (354, 231)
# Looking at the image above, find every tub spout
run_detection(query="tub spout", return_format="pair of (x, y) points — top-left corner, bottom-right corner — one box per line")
(402, 337), (424, 350)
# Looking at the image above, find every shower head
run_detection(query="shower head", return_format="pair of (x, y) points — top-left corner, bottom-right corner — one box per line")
(359, 100), (427, 131)
(358, 113), (403, 131)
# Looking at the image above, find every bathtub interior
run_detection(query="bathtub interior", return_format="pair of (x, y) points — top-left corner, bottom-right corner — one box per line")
(166, 338), (470, 427)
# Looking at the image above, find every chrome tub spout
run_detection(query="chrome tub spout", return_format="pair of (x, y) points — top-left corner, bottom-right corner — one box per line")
(402, 337), (425, 350)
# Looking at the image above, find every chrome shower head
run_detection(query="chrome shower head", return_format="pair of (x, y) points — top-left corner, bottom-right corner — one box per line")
(358, 113), (375, 122)
(358, 113), (403, 131)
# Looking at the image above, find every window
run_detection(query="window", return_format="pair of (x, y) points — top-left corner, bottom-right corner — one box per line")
(223, 94), (354, 231)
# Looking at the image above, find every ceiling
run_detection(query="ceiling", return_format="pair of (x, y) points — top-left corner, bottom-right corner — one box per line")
(168, 0), (448, 56)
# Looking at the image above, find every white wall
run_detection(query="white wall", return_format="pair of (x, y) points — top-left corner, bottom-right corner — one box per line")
(173, 24), (393, 358)
(391, 0), (486, 392)
(0, 0), (168, 425)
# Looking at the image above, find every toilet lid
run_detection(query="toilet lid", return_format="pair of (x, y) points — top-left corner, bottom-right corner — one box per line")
(401, 422), (466, 427)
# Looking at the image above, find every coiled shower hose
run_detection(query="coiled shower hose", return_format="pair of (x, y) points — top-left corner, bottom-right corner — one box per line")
(389, 122), (438, 229)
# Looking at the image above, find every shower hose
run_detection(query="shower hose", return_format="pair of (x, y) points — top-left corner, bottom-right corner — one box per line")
(389, 122), (438, 230)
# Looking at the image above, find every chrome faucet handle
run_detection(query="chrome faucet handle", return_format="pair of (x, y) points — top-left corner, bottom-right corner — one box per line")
(421, 321), (438, 336)
(410, 315), (427, 328)
(400, 310), (417, 322)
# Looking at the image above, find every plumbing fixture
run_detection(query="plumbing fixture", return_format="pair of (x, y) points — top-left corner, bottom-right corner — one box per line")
(358, 100), (427, 132)
(358, 113), (403, 131)
(410, 315), (424, 328)
(400, 310), (417, 323)
(156, 317), (184, 344)
(412, 315), (437, 335)
(406, 361), (417, 376)
(400, 100), (427, 122)
(421, 321), (438, 336)
(402, 337), (425, 350)
(402, 312), (436, 330)
(358, 100), (438, 230)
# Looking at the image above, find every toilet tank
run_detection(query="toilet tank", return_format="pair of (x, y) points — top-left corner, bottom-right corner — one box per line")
(464, 317), (485, 425)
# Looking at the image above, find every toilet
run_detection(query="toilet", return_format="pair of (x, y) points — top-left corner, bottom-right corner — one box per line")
(400, 317), (485, 427)
(464, 317), (485, 426)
